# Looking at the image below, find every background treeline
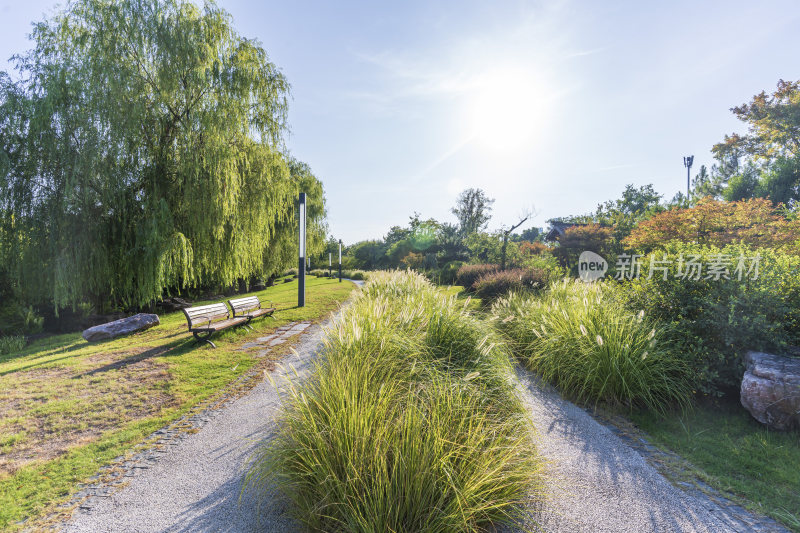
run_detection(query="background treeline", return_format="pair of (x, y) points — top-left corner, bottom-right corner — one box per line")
(322, 188), (559, 284)
(0, 0), (327, 334)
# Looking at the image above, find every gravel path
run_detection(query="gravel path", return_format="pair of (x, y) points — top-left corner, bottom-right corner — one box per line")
(510, 366), (787, 533)
(61, 278), (784, 533)
(62, 320), (327, 533)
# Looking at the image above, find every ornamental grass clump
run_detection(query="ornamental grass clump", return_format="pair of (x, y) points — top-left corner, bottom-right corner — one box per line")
(248, 270), (543, 532)
(492, 279), (692, 414)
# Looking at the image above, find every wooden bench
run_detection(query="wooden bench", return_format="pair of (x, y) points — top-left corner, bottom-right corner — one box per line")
(227, 296), (276, 329)
(182, 303), (247, 348)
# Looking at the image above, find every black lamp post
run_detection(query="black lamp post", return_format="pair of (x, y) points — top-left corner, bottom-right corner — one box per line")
(338, 239), (342, 282)
(298, 192), (306, 307)
(683, 155), (694, 198)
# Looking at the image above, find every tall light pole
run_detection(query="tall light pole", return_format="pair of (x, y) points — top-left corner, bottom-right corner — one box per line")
(338, 239), (342, 283)
(298, 193), (306, 307)
(683, 155), (694, 198)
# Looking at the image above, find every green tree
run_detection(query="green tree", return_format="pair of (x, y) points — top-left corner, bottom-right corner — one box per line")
(713, 79), (800, 163)
(0, 0), (322, 310)
(349, 240), (386, 270)
(711, 80), (800, 205)
(451, 188), (494, 236)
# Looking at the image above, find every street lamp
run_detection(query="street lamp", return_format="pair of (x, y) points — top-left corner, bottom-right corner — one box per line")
(298, 193), (306, 307)
(338, 239), (342, 283)
(683, 155), (694, 198)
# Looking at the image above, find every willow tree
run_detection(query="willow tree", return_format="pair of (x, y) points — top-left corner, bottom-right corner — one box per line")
(0, 0), (325, 311)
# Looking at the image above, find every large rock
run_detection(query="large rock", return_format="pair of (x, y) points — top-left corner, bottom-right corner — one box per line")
(82, 313), (160, 342)
(740, 350), (800, 430)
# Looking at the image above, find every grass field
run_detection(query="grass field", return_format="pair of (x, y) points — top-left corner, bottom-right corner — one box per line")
(0, 276), (355, 529)
(632, 399), (800, 531)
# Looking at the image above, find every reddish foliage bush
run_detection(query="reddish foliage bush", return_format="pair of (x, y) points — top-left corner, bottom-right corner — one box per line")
(520, 241), (549, 255)
(473, 268), (550, 302)
(623, 198), (800, 252)
(456, 264), (499, 290)
(552, 224), (615, 268)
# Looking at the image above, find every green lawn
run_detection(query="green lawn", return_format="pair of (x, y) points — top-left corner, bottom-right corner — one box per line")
(631, 399), (800, 531)
(0, 277), (355, 529)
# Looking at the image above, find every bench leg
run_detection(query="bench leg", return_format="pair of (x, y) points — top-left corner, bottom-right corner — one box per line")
(193, 331), (217, 349)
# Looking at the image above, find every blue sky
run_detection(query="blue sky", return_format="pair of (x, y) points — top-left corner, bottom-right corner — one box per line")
(2, 0), (799, 243)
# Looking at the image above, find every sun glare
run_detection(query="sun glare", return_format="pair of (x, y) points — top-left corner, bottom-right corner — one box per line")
(468, 69), (547, 152)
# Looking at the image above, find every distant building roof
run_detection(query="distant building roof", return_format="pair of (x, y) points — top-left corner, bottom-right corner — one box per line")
(544, 220), (588, 242)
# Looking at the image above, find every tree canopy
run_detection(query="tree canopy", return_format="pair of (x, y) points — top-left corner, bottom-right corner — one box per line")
(0, 0), (325, 311)
(451, 188), (494, 236)
(693, 79), (800, 206)
(623, 198), (800, 252)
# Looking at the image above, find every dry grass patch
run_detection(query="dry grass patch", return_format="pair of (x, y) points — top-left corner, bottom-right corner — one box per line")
(0, 354), (177, 476)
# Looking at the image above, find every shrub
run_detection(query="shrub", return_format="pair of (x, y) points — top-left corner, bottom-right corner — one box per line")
(520, 241), (549, 256)
(399, 251), (424, 270)
(623, 198), (800, 253)
(552, 224), (615, 272)
(455, 263), (498, 291)
(340, 269), (368, 281)
(433, 260), (465, 285)
(616, 243), (800, 395)
(0, 303), (44, 337)
(0, 335), (26, 356)
(492, 280), (692, 413)
(249, 270), (543, 531)
(473, 268), (550, 303)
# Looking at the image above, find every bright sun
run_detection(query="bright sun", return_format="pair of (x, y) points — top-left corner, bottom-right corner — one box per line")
(468, 68), (547, 152)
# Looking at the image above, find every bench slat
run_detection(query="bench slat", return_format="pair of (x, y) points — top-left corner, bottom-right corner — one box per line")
(189, 317), (247, 331)
(229, 296), (264, 315)
(183, 303), (230, 330)
(185, 303), (229, 316)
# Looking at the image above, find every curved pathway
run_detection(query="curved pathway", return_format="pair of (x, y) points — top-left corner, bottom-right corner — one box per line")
(62, 280), (785, 533)
(509, 366), (788, 533)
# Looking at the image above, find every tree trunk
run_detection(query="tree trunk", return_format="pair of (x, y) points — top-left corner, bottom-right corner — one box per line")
(501, 233), (509, 271)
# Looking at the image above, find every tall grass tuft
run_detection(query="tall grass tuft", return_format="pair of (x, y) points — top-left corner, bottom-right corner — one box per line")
(248, 270), (544, 532)
(492, 279), (692, 414)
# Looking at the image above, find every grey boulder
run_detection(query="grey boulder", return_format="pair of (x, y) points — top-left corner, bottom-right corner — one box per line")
(740, 350), (800, 430)
(82, 313), (160, 342)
